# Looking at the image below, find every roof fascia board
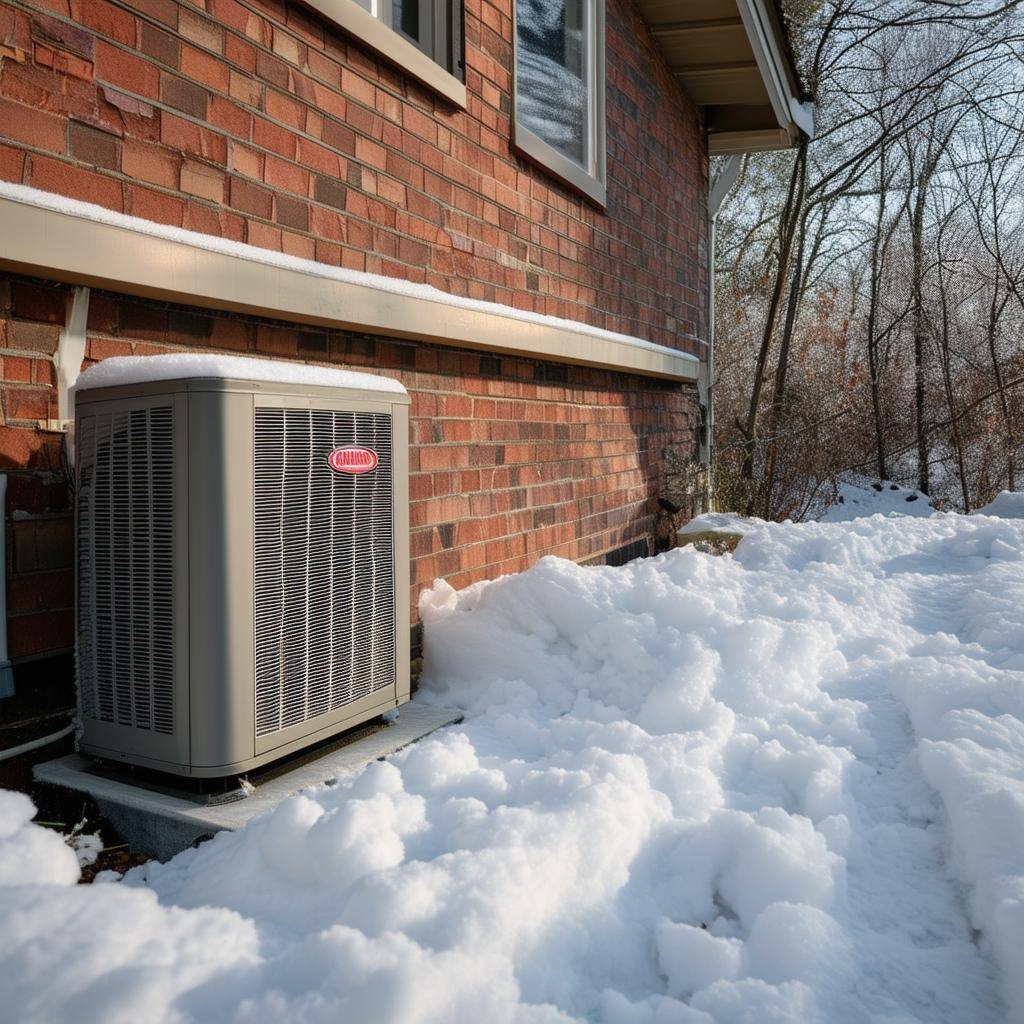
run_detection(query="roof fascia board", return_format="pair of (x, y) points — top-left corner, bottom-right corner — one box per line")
(733, 0), (814, 138)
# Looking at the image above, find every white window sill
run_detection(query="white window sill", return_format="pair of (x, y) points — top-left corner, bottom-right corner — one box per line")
(513, 122), (607, 208)
(302, 0), (466, 108)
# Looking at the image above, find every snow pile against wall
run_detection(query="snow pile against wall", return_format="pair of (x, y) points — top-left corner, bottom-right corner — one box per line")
(2, 513), (1024, 1022)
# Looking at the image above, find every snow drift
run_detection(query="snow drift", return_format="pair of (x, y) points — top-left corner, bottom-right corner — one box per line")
(2, 511), (1023, 1022)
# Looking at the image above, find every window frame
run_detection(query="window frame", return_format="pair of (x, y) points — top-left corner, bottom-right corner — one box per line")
(302, 0), (466, 108)
(512, 0), (607, 207)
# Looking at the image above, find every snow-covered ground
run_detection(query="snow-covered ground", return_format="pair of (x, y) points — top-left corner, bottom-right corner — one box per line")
(976, 490), (1024, 519)
(819, 477), (936, 521)
(3, 511), (1024, 1023)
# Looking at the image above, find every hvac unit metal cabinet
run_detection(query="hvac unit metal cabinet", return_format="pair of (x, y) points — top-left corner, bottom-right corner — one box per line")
(74, 361), (411, 778)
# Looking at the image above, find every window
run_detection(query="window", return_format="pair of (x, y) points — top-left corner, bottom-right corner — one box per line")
(304, 0), (465, 107)
(514, 0), (606, 205)
(355, 0), (461, 74)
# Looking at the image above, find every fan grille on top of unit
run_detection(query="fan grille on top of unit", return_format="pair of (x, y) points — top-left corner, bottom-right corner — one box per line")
(76, 406), (175, 734)
(253, 408), (395, 738)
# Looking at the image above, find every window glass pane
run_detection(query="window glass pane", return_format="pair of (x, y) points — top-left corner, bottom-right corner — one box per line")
(394, 0), (421, 44)
(516, 0), (588, 168)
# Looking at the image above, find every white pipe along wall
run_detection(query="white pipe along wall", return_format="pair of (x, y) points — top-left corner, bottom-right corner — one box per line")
(701, 155), (742, 510)
(56, 286), (90, 467)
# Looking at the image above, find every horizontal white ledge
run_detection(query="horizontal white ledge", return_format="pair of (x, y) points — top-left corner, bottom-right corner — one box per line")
(0, 184), (699, 383)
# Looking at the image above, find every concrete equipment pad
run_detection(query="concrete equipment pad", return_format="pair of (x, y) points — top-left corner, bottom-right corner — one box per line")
(34, 703), (463, 861)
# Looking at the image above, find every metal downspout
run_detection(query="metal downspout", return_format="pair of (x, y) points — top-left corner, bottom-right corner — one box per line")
(701, 155), (742, 511)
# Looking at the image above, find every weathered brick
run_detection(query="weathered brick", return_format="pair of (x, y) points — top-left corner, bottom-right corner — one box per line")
(7, 319), (60, 353)
(274, 192), (307, 230)
(128, 183), (185, 224)
(180, 42), (229, 91)
(313, 173), (345, 209)
(128, 0), (178, 27)
(1, 355), (33, 382)
(229, 67), (261, 105)
(207, 94), (251, 138)
(32, 42), (93, 81)
(180, 158), (225, 201)
(78, 0), (135, 46)
(161, 113), (227, 164)
(31, 13), (93, 58)
(139, 21), (179, 67)
(245, 218), (280, 249)
(179, 8), (222, 51)
(94, 38), (159, 98)
(69, 120), (121, 169)
(265, 87), (303, 128)
(29, 154), (123, 210)
(4, 385), (50, 420)
(0, 143), (26, 183)
(122, 138), (180, 187)
(0, 97), (66, 153)
(12, 281), (65, 324)
(229, 174), (272, 217)
(160, 72), (208, 117)
(224, 33), (256, 73)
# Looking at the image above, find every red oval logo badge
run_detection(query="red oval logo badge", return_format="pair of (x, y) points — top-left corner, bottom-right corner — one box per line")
(328, 446), (379, 474)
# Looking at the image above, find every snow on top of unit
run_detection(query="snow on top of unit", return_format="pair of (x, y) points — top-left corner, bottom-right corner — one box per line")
(74, 354), (407, 394)
(1, 181), (698, 365)
(974, 490), (1024, 519)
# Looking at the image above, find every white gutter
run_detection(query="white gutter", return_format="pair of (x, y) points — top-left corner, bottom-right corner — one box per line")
(700, 155), (743, 511)
(0, 475), (12, 698)
(735, 0), (815, 140)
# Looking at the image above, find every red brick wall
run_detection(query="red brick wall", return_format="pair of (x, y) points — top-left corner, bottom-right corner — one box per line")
(0, 0), (708, 353)
(0, 276), (73, 663)
(1, 273), (700, 661)
(0, 0), (708, 670)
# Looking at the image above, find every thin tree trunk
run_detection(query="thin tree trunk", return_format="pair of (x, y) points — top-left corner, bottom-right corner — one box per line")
(936, 268), (970, 511)
(987, 293), (1015, 492)
(762, 209), (808, 519)
(740, 140), (808, 488)
(866, 146), (889, 480)
(910, 177), (931, 495)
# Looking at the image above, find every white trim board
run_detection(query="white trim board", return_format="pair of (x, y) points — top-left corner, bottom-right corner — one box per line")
(0, 184), (699, 383)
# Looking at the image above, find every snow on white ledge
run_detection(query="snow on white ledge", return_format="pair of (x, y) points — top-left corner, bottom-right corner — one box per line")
(0, 181), (699, 367)
(75, 354), (407, 395)
(677, 511), (761, 538)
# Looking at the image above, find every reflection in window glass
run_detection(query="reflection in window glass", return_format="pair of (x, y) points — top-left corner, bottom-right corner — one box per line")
(394, 0), (421, 45)
(516, 0), (588, 168)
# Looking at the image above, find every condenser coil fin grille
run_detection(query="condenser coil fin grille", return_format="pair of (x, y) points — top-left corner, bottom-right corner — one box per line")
(253, 408), (395, 738)
(76, 406), (175, 734)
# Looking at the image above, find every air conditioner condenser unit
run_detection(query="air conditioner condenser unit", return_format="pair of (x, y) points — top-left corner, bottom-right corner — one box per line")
(73, 355), (411, 778)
